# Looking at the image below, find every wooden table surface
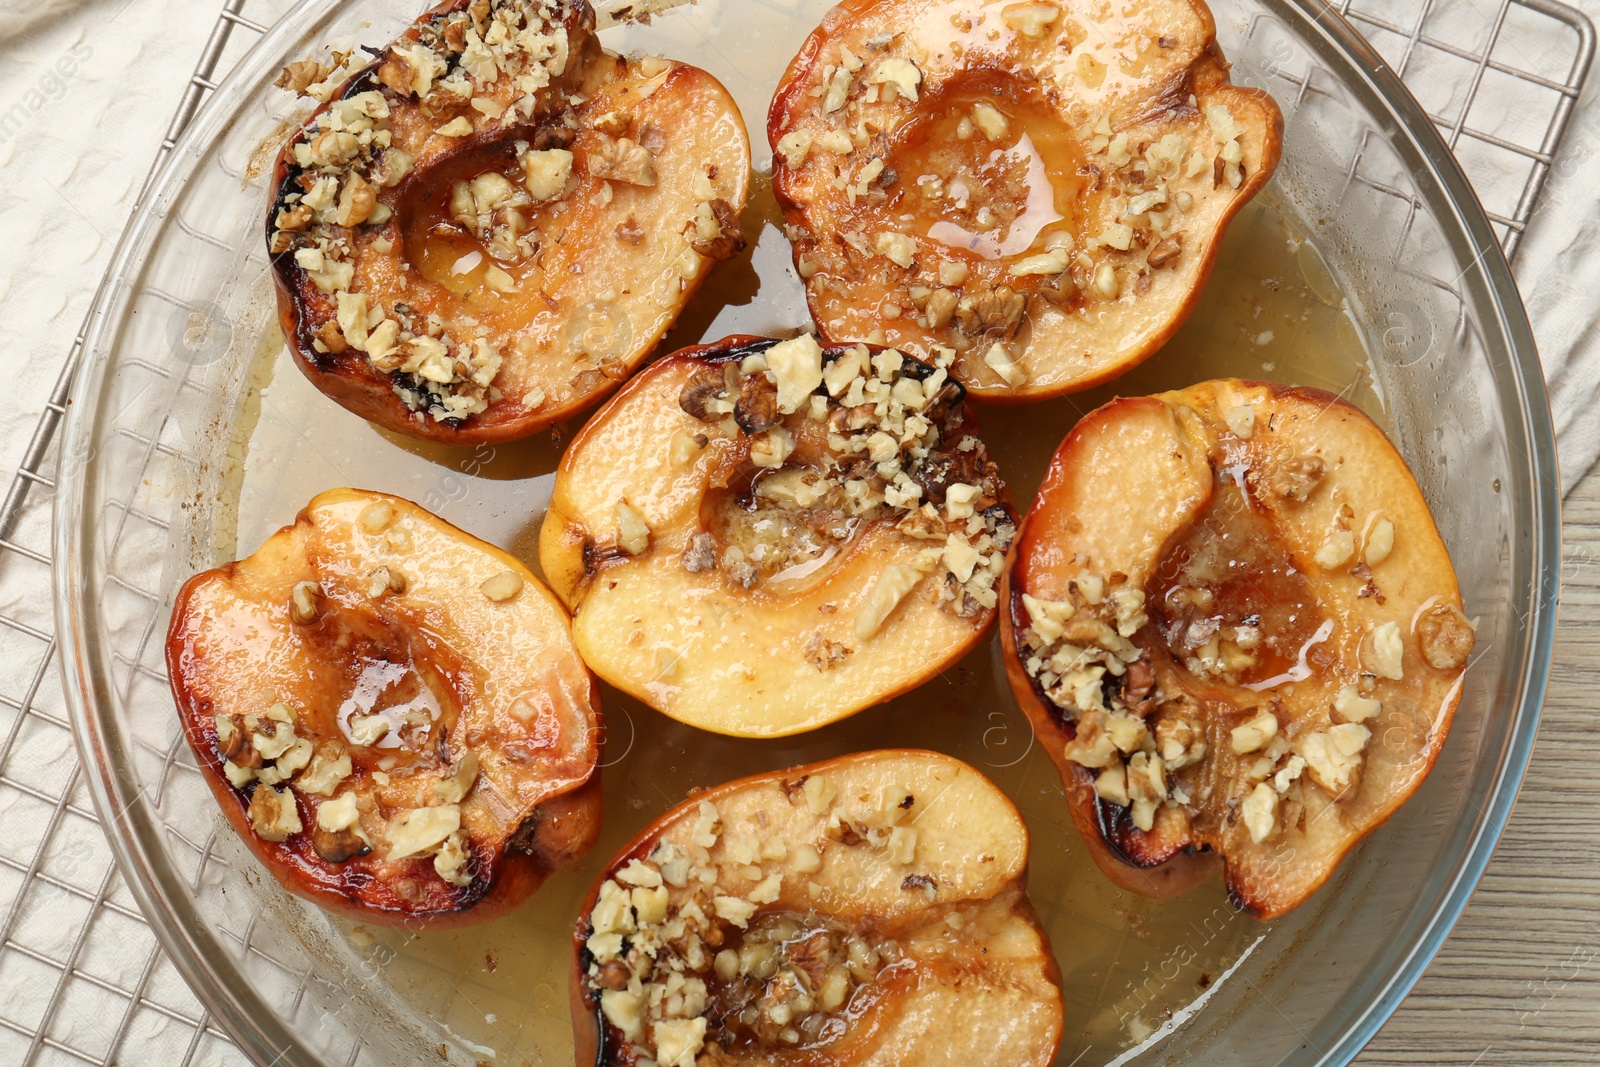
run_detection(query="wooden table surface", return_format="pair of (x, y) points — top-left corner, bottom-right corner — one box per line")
(1353, 462), (1600, 1064)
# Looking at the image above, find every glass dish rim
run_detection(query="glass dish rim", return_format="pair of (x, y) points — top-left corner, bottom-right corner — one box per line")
(51, 0), (1562, 1063)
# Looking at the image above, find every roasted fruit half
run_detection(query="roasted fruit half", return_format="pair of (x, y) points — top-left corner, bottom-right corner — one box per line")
(539, 335), (1016, 737)
(166, 488), (602, 924)
(268, 0), (751, 444)
(1001, 380), (1475, 918)
(571, 750), (1064, 1067)
(769, 0), (1282, 400)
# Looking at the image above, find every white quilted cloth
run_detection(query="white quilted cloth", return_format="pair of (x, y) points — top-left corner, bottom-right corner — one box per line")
(0, 0), (218, 455)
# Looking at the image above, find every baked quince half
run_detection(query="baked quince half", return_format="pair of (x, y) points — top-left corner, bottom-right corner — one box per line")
(768, 0), (1281, 399)
(166, 488), (602, 925)
(268, 0), (751, 444)
(539, 335), (1016, 737)
(571, 750), (1063, 1067)
(1000, 381), (1475, 918)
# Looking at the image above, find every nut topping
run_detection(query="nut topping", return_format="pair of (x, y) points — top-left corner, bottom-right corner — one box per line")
(589, 136), (658, 187)
(290, 581), (323, 624)
(690, 198), (747, 260)
(1416, 601), (1475, 671)
(248, 785), (303, 842)
(480, 569), (525, 602)
(1270, 455), (1326, 502)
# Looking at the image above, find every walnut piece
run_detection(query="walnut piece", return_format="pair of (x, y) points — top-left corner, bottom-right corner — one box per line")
(956, 287), (1027, 339)
(734, 373), (780, 434)
(1269, 456), (1326, 502)
(804, 632), (854, 671)
(1147, 235), (1183, 268)
(335, 173), (377, 227)
(678, 365), (729, 421)
(589, 136), (658, 187)
(247, 784), (303, 842)
(682, 532), (718, 573)
(275, 58), (334, 96)
(692, 199), (747, 260)
(616, 215), (646, 246)
(289, 580), (322, 624)
(1416, 602), (1475, 671)
(480, 570), (524, 602)
(615, 501), (651, 556)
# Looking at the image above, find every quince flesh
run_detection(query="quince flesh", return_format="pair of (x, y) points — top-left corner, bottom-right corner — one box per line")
(1000, 381), (1474, 917)
(166, 488), (602, 925)
(269, 0), (751, 443)
(539, 336), (1016, 738)
(770, 0), (1281, 399)
(571, 750), (1063, 1067)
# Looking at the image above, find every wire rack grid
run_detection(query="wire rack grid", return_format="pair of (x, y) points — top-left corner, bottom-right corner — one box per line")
(0, 0), (1590, 1063)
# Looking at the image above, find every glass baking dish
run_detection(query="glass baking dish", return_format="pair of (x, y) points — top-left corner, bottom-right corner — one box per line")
(54, 0), (1559, 1063)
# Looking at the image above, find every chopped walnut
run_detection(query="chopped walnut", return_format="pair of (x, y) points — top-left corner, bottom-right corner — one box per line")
(615, 501), (651, 556)
(1240, 782), (1278, 843)
(1416, 602), (1475, 671)
(358, 500), (394, 533)
(275, 59), (334, 96)
(480, 569), (524, 602)
(1008, 248), (1069, 277)
(247, 784), (302, 842)
(1147, 235), (1182, 268)
(366, 565), (406, 598)
(955, 287), (1027, 339)
(734, 373), (780, 434)
(1363, 620), (1405, 680)
(276, 204), (313, 232)
(312, 806), (370, 863)
(682, 532), (718, 573)
(376, 51), (415, 96)
(1155, 711), (1206, 770)
(692, 199), (747, 259)
(1061, 710), (1118, 769)
(1365, 517), (1396, 565)
(314, 320), (349, 355)
(854, 564), (923, 640)
(804, 632), (854, 671)
(868, 57), (922, 101)
(923, 287), (959, 329)
(678, 365), (730, 421)
(1332, 685), (1382, 724)
(289, 581), (322, 624)
(335, 173), (377, 227)
(1002, 1), (1061, 36)
(521, 147), (574, 201)
(1298, 723), (1370, 797)
(616, 215), (645, 245)
(588, 136), (658, 187)
(875, 231), (917, 268)
(1270, 456), (1327, 502)
(1230, 708), (1279, 754)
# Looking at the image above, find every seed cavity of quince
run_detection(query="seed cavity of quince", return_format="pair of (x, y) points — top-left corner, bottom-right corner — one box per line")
(669, 343), (1014, 632)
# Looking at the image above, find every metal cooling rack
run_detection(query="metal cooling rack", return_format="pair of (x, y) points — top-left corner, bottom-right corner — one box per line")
(0, 0), (1590, 1062)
